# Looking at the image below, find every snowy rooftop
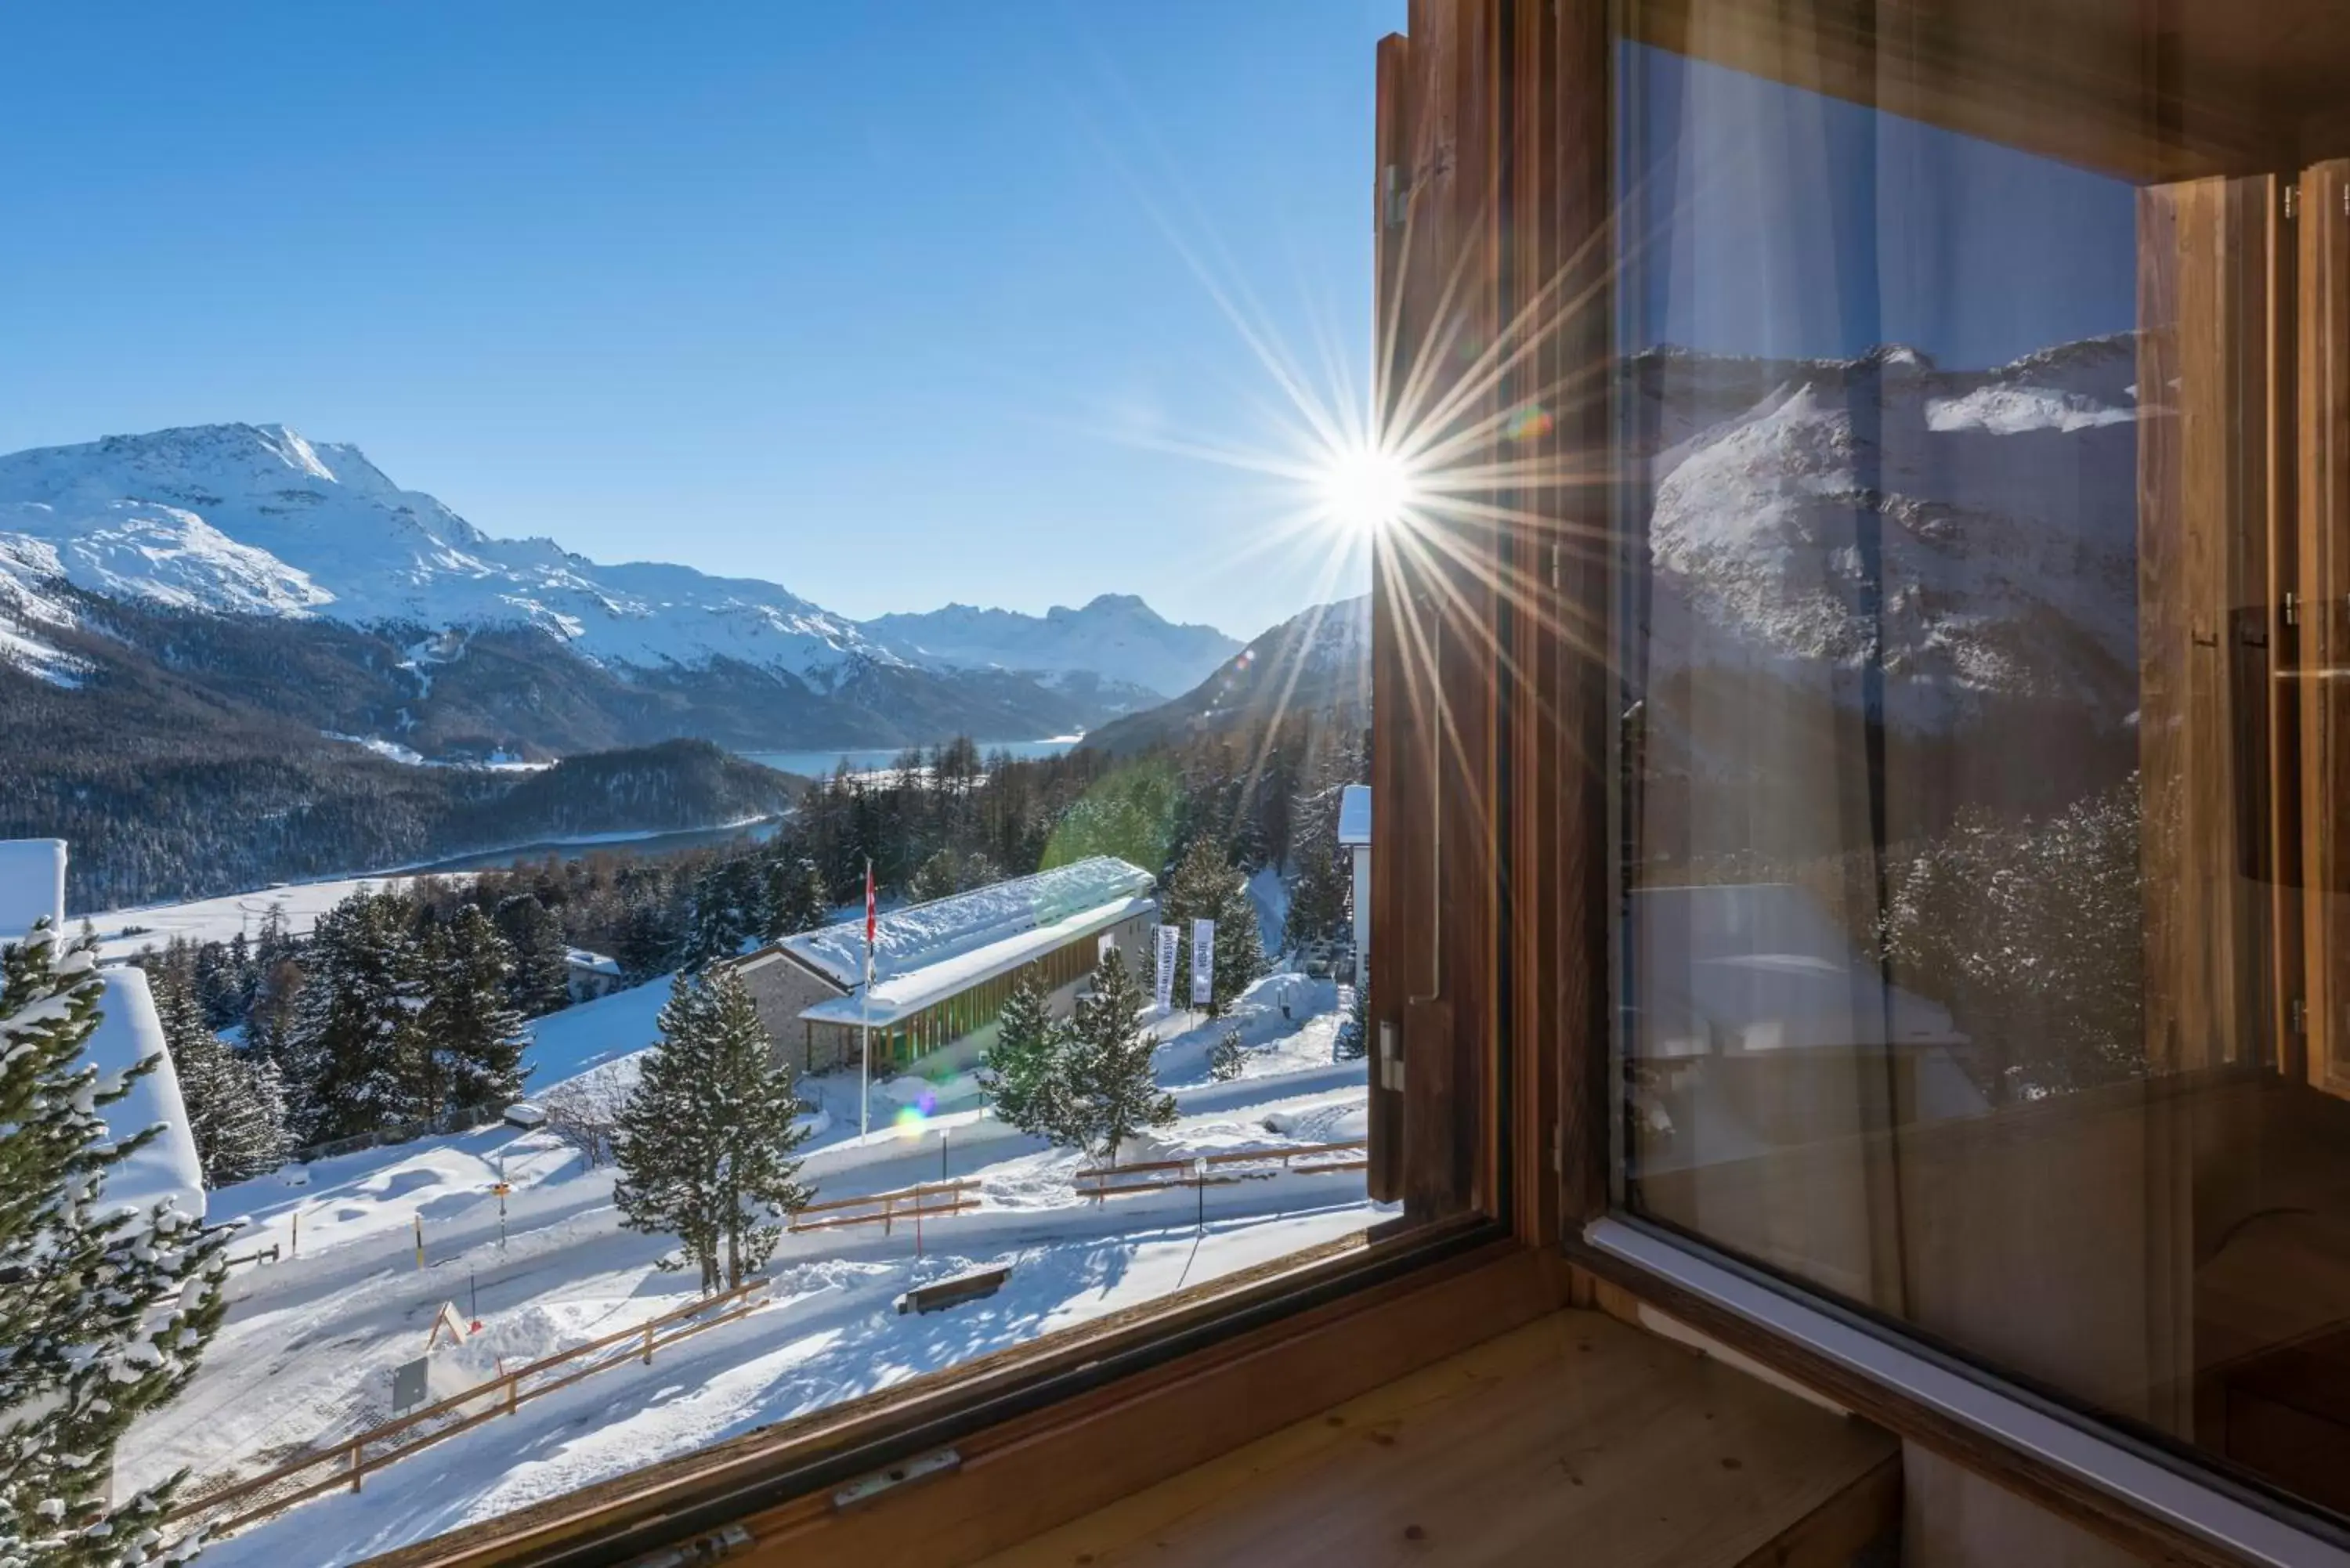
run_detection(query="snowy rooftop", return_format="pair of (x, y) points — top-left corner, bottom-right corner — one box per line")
(1336, 785), (1371, 847)
(779, 856), (1154, 990)
(769, 857), (1156, 1025)
(797, 891), (1157, 1028)
(0, 837), (67, 937)
(564, 948), (621, 977)
(86, 965), (208, 1223)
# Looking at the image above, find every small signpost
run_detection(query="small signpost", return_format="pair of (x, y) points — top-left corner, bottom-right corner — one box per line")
(391, 1357), (428, 1415)
(425, 1301), (468, 1351)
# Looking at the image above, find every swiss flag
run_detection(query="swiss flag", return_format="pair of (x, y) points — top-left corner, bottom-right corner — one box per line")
(864, 860), (877, 947)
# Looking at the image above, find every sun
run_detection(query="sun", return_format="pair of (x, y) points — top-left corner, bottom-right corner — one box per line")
(1317, 440), (1418, 534)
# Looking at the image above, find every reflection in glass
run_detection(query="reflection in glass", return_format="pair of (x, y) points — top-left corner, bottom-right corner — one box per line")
(1614, 17), (2350, 1525)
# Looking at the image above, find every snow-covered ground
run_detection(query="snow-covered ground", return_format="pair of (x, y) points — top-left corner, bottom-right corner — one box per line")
(124, 972), (1373, 1566)
(83, 874), (457, 964)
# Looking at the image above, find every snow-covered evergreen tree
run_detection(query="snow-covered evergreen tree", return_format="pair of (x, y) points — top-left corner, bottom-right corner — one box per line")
(154, 972), (287, 1187)
(1335, 982), (1368, 1060)
(1282, 785), (1352, 956)
(0, 919), (229, 1566)
(676, 865), (754, 974)
(190, 939), (246, 1033)
(1060, 943), (1174, 1164)
(418, 907), (528, 1122)
(909, 847), (998, 903)
(282, 890), (425, 1144)
(1209, 1024), (1246, 1081)
(494, 894), (572, 1018)
(976, 965), (1066, 1141)
(241, 952), (302, 1068)
(760, 854), (830, 941)
(613, 970), (814, 1292)
(1163, 837), (1265, 1017)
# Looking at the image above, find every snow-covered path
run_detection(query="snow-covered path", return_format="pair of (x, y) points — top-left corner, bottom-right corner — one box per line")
(124, 973), (1372, 1566)
(193, 1198), (1370, 1568)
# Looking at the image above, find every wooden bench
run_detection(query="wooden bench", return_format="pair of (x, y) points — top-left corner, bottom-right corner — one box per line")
(898, 1266), (1013, 1316)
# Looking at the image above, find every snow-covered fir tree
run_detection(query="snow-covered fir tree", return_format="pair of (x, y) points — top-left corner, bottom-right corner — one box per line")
(613, 969), (814, 1292)
(976, 964), (1066, 1141)
(675, 862), (757, 974)
(1060, 942), (1174, 1164)
(493, 894), (572, 1019)
(418, 906), (528, 1122)
(0, 919), (229, 1566)
(1282, 784), (1353, 956)
(154, 971), (287, 1187)
(282, 890), (425, 1144)
(759, 854), (830, 941)
(241, 950), (303, 1069)
(909, 847), (998, 903)
(1335, 981), (1368, 1060)
(1162, 837), (1266, 1017)
(1209, 1024), (1246, 1081)
(190, 936), (250, 1033)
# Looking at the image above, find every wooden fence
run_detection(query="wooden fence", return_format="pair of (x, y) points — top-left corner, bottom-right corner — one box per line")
(167, 1149), (1360, 1545)
(164, 1277), (771, 1544)
(1074, 1139), (1370, 1201)
(786, 1178), (982, 1236)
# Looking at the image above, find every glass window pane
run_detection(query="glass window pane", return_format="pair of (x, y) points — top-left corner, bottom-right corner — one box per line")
(0, 7), (1429, 1561)
(1614, 2), (2350, 1523)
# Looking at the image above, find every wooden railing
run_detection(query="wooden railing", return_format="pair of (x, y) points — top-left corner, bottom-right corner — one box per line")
(1074, 1140), (1370, 1201)
(786, 1178), (982, 1236)
(164, 1277), (771, 1545)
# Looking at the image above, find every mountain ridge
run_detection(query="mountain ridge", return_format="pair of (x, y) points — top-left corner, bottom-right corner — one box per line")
(859, 591), (1240, 698)
(0, 422), (1231, 755)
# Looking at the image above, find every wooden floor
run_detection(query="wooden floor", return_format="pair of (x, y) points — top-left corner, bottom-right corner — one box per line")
(973, 1307), (1900, 1568)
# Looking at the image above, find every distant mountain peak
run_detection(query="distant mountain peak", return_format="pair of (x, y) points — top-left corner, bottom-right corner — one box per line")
(860, 594), (1239, 698)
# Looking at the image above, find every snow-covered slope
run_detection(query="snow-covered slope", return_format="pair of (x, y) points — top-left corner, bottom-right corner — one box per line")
(0, 424), (897, 683)
(860, 594), (1240, 698)
(1081, 594), (1369, 753)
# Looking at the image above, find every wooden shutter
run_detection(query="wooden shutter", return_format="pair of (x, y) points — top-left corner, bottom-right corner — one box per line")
(1366, 0), (1506, 1219)
(2137, 174), (2294, 1078)
(2299, 160), (2350, 1095)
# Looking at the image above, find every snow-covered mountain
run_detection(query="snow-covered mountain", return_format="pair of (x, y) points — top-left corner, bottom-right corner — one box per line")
(1084, 595), (1368, 753)
(0, 424), (895, 685)
(1629, 333), (2139, 731)
(860, 594), (1240, 699)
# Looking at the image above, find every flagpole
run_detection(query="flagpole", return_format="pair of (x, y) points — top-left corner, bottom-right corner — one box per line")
(860, 858), (873, 1140)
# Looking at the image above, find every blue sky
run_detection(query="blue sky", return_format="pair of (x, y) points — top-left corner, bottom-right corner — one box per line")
(0, 3), (1403, 644)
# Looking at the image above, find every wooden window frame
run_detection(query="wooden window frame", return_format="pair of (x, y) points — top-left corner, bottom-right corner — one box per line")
(1552, 3), (2350, 1567)
(345, 6), (2350, 1567)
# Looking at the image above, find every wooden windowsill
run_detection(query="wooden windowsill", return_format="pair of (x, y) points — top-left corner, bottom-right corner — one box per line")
(965, 1307), (1900, 1568)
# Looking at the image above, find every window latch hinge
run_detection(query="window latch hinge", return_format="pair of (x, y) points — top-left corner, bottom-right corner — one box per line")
(2293, 996), (2308, 1036)
(833, 1447), (961, 1511)
(1377, 1018), (1405, 1092)
(2284, 591), (2300, 629)
(1382, 164), (1408, 231)
(2287, 184), (2300, 221)
(627, 1525), (753, 1567)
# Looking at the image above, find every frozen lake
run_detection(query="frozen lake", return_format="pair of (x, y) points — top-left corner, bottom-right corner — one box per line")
(741, 735), (1083, 778)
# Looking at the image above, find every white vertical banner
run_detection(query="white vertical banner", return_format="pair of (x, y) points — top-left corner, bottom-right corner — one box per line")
(1190, 918), (1216, 1006)
(1097, 931), (1115, 963)
(1153, 923), (1179, 1010)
